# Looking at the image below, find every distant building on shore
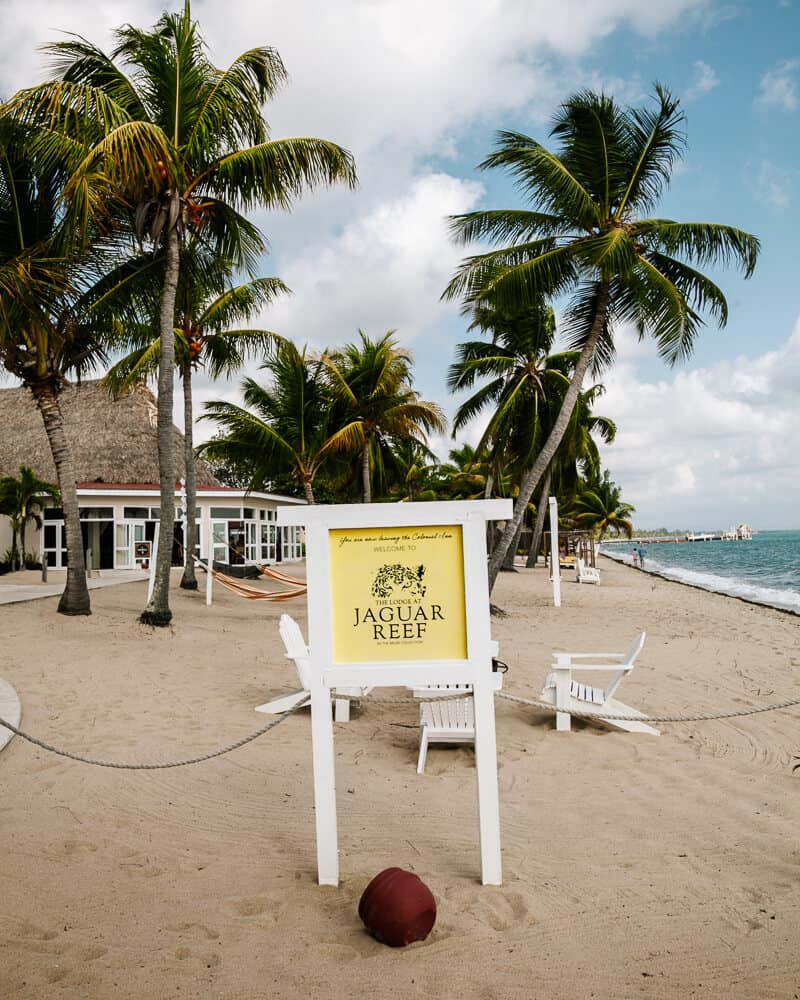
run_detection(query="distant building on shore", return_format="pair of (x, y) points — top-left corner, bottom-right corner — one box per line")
(0, 380), (305, 573)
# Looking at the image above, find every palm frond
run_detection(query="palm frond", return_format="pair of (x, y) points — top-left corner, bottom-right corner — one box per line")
(636, 219), (760, 278)
(447, 209), (570, 246)
(194, 137), (357, 210)
(480, 131), (600, 229)
(617, 84), (685, 217)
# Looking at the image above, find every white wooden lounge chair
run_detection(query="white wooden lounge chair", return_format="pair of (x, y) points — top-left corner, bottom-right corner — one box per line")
(255, 614), (371, 722)
(576, 557), (600, 584)
(540, 631), (658, 734)
(413, 643), (504, 773)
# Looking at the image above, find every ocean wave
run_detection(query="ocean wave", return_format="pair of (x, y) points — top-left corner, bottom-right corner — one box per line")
(601, 548), (800, 614)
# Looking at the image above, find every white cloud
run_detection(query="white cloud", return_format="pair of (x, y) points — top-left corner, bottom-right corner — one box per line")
(600, 322), (800, 529)
(264, 172), (484, 348)
(753, 158), (799, 207)
(754, 58), (799, 110)
(686, 60), (720, 100)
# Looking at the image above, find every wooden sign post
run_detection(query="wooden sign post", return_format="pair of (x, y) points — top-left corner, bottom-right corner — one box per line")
(277, 499), (512, 887)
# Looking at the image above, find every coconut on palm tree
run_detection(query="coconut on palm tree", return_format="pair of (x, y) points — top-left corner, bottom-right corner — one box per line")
(321, 331), (446, 503)
(443, 85), (759, 592)
(8, 2), (357, 624)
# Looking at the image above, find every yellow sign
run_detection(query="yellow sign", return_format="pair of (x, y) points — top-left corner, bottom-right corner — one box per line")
(329, 525), (467, 663)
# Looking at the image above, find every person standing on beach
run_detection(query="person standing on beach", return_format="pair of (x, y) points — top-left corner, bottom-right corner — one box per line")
(638, 544), (648, 569)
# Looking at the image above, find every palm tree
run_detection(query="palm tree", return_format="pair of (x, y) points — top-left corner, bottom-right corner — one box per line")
(449, 300), (571, 567)
(105, 245), (286, 589)
(572, 470), (635, 539)
(443, 85), (759, 592)
(198, 341), (340, 505)
(384, 438), (442, 502)
(8, 2), (357, 624)
(0, 466), (60, 570)
(437, 444), (509, 501)
(321, 331), (447, 503)
(526, 384), (616, 567)
(0, 118), (144, 614)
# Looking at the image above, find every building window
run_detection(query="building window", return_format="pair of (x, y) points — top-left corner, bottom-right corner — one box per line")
(210, 506), (242, 519)
(123, 506), (150, 519)
(79, 507), (114, 520)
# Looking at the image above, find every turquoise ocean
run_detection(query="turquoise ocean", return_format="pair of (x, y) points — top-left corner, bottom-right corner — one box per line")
(600, 530), (800, 615)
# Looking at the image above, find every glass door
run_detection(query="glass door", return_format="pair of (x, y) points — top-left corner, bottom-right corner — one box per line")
(43, 522), (67, 568)
(115, 523), (131, 568)
(211, 521), (227, 566)
(245, 521), (258, 564)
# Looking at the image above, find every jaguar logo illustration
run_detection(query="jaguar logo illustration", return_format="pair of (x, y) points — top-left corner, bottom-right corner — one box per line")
(371, 563), (427, 599)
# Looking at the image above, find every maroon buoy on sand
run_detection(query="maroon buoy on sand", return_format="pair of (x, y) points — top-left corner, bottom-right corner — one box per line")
(358, 868), (437, 947)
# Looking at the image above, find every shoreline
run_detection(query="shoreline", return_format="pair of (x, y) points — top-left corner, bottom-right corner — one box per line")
(600, 549), (800, 618)
(2, 562), (799, 999)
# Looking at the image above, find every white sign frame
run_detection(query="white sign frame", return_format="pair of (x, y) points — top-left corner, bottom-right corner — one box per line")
(278, 498), (512, 886)
(549, 496), (561, 608)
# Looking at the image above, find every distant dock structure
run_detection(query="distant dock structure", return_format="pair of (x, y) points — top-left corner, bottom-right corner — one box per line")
(687, 523), (753, 542)
(605, 524), (753, 546)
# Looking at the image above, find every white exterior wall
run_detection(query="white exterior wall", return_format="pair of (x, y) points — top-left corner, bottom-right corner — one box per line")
(0, 513), (48, 566)
(1, 487), (306, 571)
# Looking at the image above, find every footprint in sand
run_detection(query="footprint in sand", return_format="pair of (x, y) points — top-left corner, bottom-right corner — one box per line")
(78, 945), (108, 961)
(166, 921), (220, 941)
(478, 891), (532, 931)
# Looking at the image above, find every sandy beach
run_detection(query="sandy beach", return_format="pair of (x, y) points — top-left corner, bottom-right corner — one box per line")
(1, 558), (799, 999)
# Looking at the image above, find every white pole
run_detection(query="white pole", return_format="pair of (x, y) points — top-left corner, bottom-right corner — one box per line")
(147, 522), (159, 604)
(205, 555), (213, 606)
(179, 478), (187, 564)
(549, 496), (561, 608)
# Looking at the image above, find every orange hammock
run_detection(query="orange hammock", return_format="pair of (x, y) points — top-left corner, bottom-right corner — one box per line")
(194, 558), (307, 602)
(256, 564), (307, 587)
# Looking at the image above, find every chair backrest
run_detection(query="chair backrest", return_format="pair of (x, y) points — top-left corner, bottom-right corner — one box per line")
(279, 614), (313, 690)
(605, 631), (646, 701)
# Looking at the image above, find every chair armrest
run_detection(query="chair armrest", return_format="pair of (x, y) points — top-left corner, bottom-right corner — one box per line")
(552, 655), (628, 672)
(553, 652), (626, 663)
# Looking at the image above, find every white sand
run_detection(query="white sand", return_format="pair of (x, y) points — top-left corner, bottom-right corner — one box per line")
(1, 559), (799, 999)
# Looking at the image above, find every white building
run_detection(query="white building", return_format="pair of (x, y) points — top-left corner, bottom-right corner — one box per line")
(0, 381), (305, 573)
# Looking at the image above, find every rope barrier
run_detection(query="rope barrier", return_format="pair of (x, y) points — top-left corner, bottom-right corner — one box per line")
(2, 688), (799, 771)
(0, 697), (309, 769)
(353, 690), (800, 723)
(495, 691), (800, 723)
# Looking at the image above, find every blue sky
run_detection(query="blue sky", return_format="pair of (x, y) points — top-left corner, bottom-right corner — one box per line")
(2, 0), (798, 529)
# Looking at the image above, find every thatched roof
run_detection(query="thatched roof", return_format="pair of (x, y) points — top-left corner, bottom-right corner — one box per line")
(0, 380), (220, 487)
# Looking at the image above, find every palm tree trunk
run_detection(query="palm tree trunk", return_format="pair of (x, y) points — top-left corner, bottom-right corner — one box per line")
(10, 522), (19, 572)
(180, 360), (198, 590)
(502, 497), (525, 570)
(141, 217), (179, 626)
(526, 464), (552, 568)
(302, 478), (315, 505)
(487, 283), (608, 593)
(361, 440), (371, 503)
(32, 384), (90, 615)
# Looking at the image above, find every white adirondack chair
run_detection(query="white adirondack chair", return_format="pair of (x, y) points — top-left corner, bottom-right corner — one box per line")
(576, 557), (600, 584)
(540, 631), (658, 734)
(255, 614), (370, 722)
(417, 694), (475, 773)
(414, 643), (504, 773)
